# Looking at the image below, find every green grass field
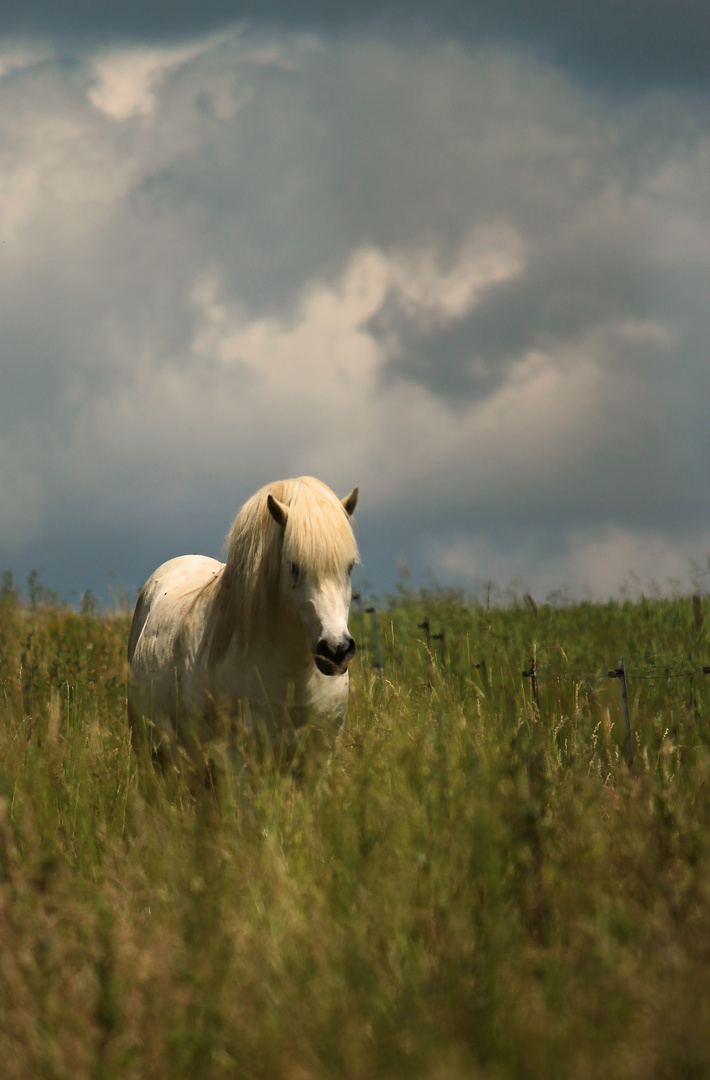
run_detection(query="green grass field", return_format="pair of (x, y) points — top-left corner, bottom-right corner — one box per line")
(0, 590), (709, 1079)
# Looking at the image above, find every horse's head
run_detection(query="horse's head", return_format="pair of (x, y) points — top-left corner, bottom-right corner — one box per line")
(267, 484), (359, 677)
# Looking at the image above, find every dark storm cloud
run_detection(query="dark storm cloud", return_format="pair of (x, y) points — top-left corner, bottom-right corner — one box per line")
(370, 200), (652, 407)
(2, 0), (707, 90)
(0, 27), (706, 602)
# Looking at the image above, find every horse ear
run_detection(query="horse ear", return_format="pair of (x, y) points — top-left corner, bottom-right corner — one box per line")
(341, 486), (359, 517)
(267, 493), (289, 528)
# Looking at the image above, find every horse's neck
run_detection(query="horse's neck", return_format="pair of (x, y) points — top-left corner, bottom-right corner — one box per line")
(213, 616), (310, 712)
(209, 571), (309, 676)
(250, 605), (310, 670)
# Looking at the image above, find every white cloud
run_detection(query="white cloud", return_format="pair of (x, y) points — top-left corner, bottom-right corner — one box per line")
(56, 233), (525, 524)
(190, 225), (524, 385)
(61, 245), (670, 534)
(88, 39), (218, 120)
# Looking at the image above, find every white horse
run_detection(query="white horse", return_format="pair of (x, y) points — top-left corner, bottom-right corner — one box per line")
(127, 476), (359, 761)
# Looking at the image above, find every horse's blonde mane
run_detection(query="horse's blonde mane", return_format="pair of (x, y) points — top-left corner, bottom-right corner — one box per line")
(210, 477), (359, 662)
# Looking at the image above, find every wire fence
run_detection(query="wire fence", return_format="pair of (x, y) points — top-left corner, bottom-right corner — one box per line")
(352, 593), (709, 767)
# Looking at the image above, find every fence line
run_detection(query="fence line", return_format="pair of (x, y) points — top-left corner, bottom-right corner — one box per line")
(355, 603), (709, 685)
(525, 662), (710, 682)
(356, 602), (709, 766)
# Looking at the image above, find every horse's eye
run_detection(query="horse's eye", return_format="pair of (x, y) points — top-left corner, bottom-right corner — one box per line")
(289, 561), (300, 585)
(347, 561), (355, 577)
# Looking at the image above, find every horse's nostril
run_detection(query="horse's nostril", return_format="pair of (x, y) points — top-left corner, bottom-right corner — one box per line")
(315, 636), (356, 670)
(332, 637), (356, 664)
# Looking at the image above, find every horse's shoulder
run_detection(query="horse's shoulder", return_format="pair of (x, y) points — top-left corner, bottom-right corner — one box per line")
(141, 556), (222, 601)
(129, 556), (224, 650)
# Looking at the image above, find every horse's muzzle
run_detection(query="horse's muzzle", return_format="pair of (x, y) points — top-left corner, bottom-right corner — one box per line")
(314, 636), (356, 677)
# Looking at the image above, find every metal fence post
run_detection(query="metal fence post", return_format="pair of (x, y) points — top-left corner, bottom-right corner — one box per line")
(352, 591), (365, 662)
(609, 658), (633, 766)
(365, 606), (382, 679)
(418, 617), (433, 681)
(522, 649), (540, 711)
(432, 630), (446, 672)
(418, 617), (431, 652)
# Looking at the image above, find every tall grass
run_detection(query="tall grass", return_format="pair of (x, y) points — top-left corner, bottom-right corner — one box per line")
(0, 591), (709, 1079)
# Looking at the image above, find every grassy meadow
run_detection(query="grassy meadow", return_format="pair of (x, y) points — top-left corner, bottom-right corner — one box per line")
(0, 587), (709, 1079)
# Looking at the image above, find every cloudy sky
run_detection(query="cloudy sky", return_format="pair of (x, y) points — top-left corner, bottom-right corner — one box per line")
(1, 1), (708, 606)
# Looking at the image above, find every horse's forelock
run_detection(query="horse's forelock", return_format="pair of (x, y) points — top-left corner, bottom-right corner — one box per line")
(281, 478), (359, 578)
(215, 477), (358, 659)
